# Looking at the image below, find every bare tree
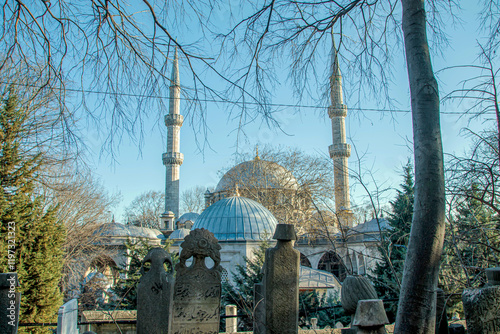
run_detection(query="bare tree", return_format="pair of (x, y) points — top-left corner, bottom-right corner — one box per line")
(124, 190), (164, 228)
(180, 186), (206, 214)
(0, 1), (271, 154)
(442, 44), (500, 169)
(37, 164), (119, 298)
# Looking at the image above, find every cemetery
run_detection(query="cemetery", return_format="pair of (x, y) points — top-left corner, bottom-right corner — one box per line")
(2, 224), (499, 333)
(1, 3), (500, 333)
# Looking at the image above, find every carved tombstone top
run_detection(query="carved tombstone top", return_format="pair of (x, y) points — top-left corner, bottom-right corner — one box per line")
(171, 228), (222, 334)
(176, 228), (221, 273)
(137, 247), (174, 334)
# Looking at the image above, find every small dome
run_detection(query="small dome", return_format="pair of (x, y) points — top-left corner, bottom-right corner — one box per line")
(168, 228), (191, 240)
(192, 196), (277, 241)
(177, 212), (200, 224)
(215, 158), (298, 193)
(96, 223), (164, 240)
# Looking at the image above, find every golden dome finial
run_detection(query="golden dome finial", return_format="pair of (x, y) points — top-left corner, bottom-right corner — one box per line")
(235, 183), (240, 197)
(255, 144), (260, 161)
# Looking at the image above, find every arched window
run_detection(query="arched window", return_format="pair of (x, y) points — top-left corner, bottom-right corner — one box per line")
(318, 251), (347, 281)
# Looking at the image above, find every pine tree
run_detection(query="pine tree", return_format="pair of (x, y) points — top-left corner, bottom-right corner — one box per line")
(221, 239), (270, 331)
(371, 161), (414, 322)
(0, 92), (65, 333)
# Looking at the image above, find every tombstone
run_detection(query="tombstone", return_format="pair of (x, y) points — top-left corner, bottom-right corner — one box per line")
(0, 273), (20, 334)
(171, 228), (222, 334)
(226, 305), (237, 333)
(341, 275), (378, 316)
(136, 247), (175, 334)
(352, 299), (389, 334)
(462, 267), (500, 334)
(56, 299), (79, 334)
(435, 288), (449, 334)
(264, 224), (300, 334)
(253, 282), (265, 334)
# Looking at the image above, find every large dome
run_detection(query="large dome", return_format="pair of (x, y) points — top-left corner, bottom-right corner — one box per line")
(192, 196), (278, 241)
(215, 157), (299, 193)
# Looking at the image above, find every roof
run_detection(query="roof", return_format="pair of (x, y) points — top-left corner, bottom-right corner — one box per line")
(299, 266), (342, 289)
(350, 218), (389, 234)
(96, 223), (165, 240)
(215, 158), (299, 193)
(192, 196), (277, 241)
(177, 212), (199, 224)
(168, 228), (191, 240)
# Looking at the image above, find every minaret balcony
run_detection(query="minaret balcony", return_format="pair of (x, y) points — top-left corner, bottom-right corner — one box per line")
(329, 143), (351, 158)
(165, 114), (184, 127)
(328, 105), (347, 118)
(162, 152), (184, 165)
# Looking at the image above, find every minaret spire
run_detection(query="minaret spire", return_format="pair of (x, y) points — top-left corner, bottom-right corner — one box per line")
(161, 49), (184, 233)
(328, 40), (354, 228)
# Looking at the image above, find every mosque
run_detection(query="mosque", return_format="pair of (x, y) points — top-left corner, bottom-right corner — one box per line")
(90, 47), (388, 297)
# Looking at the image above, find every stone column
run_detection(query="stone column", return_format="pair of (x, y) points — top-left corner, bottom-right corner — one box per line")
(0, 273), (20, 334)
(264, 224), (299, 334)
(253, 283), (265, 334)
(462, 267), (500, 334)
(226, 305), (237, 333)
(56, 299), (79, 334)
(136, 248), (174, 334)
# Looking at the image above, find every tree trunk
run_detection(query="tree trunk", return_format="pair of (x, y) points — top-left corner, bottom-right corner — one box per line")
(394, 0), (446, 333)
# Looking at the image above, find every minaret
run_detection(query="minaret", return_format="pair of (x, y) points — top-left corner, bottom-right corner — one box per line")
(328, 42), (354, 228)
(161, 49), (184, 232)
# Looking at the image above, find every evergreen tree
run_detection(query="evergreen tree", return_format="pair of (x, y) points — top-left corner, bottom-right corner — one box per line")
(109, 238), (176, 310)
(221, 239), (270, 331)
(0, 92), (65, 333)
(371, 161), (414, 322)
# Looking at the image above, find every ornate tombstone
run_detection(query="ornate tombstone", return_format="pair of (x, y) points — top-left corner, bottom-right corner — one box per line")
(137, 247), (175, 334)
(462, 267), (500, 334)
(171, 228), (222, 334)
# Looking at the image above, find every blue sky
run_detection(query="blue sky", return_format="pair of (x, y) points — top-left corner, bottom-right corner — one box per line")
(83, 3), (492, 221)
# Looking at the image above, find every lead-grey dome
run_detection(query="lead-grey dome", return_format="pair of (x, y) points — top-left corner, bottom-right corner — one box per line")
(192, 196), (277, 241)
(215, 158), (299, 193)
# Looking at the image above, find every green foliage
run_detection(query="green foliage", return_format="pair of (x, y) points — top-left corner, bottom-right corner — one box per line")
(299, 290), (349, 328)
(108, 238), (177, 310)
(221, 239), (270, 331)
(0, 92), (65, 333)
(370, 161), (414, 322)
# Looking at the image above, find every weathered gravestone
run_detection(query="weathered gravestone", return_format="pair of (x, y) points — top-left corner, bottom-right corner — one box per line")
(171, 228), (222, 334)
(253, 282), (265, 334)
(352, 299), (389, 334)
(0, 273), (20, 334)
(264, 224), (299, 334)
(137, 247), (175, 334)
(462, 267), (500, 334)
